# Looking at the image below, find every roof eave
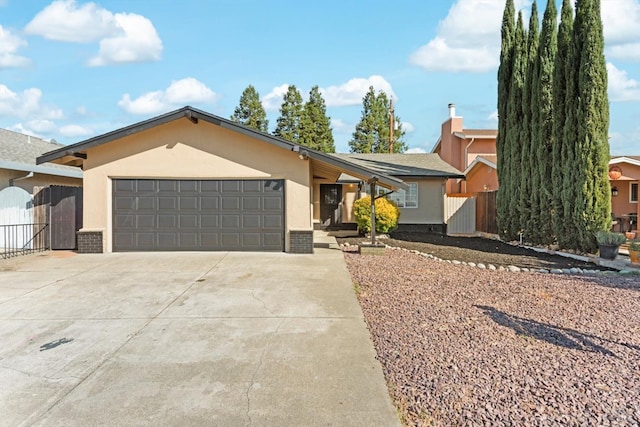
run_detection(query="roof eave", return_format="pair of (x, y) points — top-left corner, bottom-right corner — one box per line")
(0, 159), (83, 178)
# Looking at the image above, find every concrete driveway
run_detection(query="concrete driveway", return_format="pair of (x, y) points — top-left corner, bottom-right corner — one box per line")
(0, 248), (400, 427)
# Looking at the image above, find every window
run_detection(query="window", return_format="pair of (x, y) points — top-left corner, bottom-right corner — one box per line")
(387, 182), (418, 208)
(631, 182), (638, 203)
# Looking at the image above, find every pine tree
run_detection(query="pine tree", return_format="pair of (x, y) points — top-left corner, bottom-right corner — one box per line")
(552, 0), (574, 247)
(531, 0), (557, 245)
(230, 85), (269, 133)
(573, 0), (611, 252)
(496, 0), (516, 240)
(349, 86), (407, 153)
(274, 85), (304, 143)
(504, 12), (526, 240)
(300, 86), (335, 153)
(518, 1), (538, 241)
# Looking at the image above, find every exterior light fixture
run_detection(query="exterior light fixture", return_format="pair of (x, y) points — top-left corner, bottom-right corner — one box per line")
(611, 186), (619, 197)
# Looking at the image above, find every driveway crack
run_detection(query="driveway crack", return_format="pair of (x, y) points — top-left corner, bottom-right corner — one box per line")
(245, 318), (285, 426)
(250, 289), (275, 316)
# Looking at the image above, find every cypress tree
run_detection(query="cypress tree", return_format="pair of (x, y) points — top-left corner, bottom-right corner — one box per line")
(300, 86), (335, 153)
(531, 0), (557, 245)
(573, 0), (611, 252)
(230, 85), (269, 133)
(518, 1), (538, 241)
(349, 86), (407, 153)
(505, 12), (526, 240)
(496, 0), (516, 240)
(552, 0), (574, 247)
(274, 85), (304, 143)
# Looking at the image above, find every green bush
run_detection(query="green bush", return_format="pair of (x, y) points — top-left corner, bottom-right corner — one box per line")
(353, 196), (400, 234)
(595, 231), (626, 246)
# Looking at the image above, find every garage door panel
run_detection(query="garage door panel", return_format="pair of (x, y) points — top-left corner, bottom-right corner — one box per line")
(113, 179), (284, 252)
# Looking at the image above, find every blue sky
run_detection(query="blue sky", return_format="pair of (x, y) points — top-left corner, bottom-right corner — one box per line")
(0, 0), (639, 155)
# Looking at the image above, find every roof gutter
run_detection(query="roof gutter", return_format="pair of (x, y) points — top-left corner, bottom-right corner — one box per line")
(0, 159), (83, 179)
(9, 171), (34, 186)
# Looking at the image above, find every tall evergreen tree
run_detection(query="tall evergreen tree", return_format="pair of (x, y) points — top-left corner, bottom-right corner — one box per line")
(230, 85), (269, 133)
(518, 1), (538, 241)
(496, 0), (516, 240)
(274, 85), (304, 143)
(552, 0), (574, 247)
(349, 86), (407, 153)
(530, 0), (557, 245)
(572, 0), (611, 252)
(300, 86), (335, 153)
(504, 12), (527, 240)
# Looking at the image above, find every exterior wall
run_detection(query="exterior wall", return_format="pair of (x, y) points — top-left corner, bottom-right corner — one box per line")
(81, 118), (311, 252)
(610, 162), (640, 231)
(465, 139), (496, 167)
(398, 179), (446, 224)
(0, 169), (81, 194)
(438, 117), (464, 195)
(465, 163), (499, 193)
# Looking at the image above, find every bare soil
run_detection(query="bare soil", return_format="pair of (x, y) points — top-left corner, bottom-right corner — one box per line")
(337, 231), (608, 271)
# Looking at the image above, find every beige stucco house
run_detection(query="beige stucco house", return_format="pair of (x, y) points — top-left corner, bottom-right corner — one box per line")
(38, 107), (463, 253)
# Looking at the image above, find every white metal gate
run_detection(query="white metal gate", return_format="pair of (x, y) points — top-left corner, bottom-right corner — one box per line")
(0, 187), (34, 249)
(444, 194), (476, 235)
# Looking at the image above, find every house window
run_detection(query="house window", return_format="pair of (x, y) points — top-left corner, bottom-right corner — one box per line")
(631, 182), (638, 203)
(387, 182), (418, 208)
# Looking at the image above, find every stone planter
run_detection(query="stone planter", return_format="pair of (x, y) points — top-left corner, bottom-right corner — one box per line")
(599, 244), (620, 260)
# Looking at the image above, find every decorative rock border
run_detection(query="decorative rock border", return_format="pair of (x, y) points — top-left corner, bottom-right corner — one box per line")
(340, 242), (639, 275)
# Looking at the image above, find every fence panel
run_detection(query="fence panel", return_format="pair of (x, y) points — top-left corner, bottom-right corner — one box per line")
(444, 194), (476, 235)
(476, 191), (498, 234)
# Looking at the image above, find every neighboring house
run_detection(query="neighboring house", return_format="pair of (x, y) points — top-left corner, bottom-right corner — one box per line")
(0, 128), (83, 193)
(431, 104), (498, 195)
(608, 157), (640, 233)
(37, 106), (406, 254)
(329, 153), (464, 233)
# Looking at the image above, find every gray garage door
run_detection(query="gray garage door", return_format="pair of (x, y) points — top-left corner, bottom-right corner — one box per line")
(113, 179), (284, 252)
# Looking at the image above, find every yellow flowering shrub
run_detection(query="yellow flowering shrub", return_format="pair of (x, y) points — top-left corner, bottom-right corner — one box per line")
(353, 196), (400, 234)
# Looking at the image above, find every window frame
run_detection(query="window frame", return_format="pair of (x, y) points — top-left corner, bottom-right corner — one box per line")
(386, 182), (418, 209)
(631, 181), (638, 203)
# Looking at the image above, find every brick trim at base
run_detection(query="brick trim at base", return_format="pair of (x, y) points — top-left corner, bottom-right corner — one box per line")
(77, 230), (104, 253)
(289, 230), (313, 254)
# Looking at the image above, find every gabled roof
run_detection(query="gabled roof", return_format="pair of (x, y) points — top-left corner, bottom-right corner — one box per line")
(0, 128), (82, 178)
(464, 155), (497, 175)
(610, 156), (640, 167)
(36, 106), (405, 190)
(331, 153), (464, 178)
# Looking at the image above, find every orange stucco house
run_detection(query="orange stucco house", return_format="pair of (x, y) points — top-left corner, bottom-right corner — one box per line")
(431, 104), (498, 195)
(37, 106), (462, 253)
(432, 104), (639, 234)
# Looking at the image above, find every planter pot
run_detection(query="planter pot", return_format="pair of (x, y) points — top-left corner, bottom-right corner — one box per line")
(626, 232), (636, 240)
(599, 244), (620, 260)
(630, 250), (640, 265)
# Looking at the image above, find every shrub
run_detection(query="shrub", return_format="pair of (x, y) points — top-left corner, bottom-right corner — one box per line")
(630, 241), (640, 252)
(353, 196), (400, 234)
(595, 231), (626, 246)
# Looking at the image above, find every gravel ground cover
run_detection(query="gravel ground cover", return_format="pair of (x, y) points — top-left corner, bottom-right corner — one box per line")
(344, 248), (640, 426)
(338, 231), (608, 271)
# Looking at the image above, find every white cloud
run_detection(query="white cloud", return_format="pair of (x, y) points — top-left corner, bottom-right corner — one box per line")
(602, 0), (640, 61)
(488, 111), (499, 122)
(261, 84), (290, 111)
(118, 78), (217, 115)
(88, 13), (162, 66)
(0, 25), (29, 68)
(607, 63), (640, 102)
(330, 118), (352, 134)
(59, 124), (93, 137)
(409, 0), (530, 73)
(25, 119), (57, 133)
(321, 75), (396, 107)
(25, 0), (162, 66)
(406, 147), (427, 154)
(0, 85), (63, 120)
(402, 122), (415, 133)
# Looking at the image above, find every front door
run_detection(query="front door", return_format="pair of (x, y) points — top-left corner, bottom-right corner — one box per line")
(320, 184), (342, 229)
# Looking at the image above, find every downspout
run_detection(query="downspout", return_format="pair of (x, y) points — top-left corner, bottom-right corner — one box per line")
(9, 171), (34, 186)
(463, 137), (475, 193)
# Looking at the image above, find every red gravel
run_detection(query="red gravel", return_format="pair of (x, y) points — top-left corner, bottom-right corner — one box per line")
(344, 249), (640, 426)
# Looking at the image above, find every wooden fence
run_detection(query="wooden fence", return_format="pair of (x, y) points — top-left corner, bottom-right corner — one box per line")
(476, 191), (498, 235)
